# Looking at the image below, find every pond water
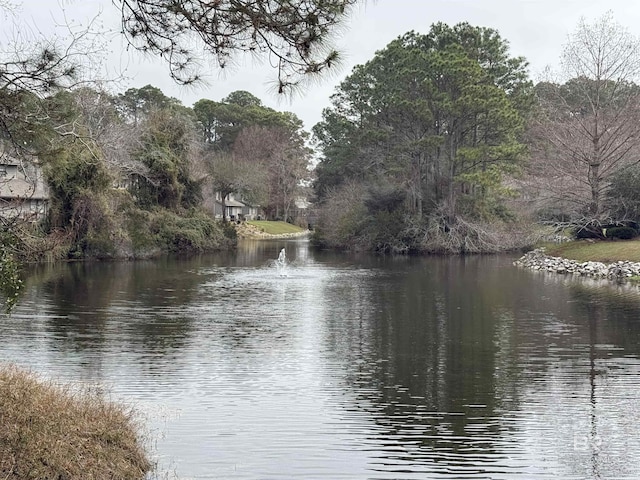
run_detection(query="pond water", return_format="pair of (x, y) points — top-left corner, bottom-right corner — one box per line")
(2, 239), (640, 479)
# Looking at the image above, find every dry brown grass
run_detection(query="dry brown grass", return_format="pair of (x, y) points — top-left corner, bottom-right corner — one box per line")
(0, 364), (152, 479)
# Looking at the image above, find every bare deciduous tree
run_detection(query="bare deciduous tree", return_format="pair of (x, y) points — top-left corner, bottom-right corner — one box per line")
(64, 87), (155, 186)
(529, 13), (640, 222)
(206, 149), (262, 222)
(232, 125), (311, 220)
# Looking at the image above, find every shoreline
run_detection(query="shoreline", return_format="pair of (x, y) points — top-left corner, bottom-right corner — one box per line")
(235, 222), (311, 240)
(514, 248), (640, 280)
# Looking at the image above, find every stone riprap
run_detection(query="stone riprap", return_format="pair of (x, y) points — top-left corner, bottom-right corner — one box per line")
(514, 248), (640, 279)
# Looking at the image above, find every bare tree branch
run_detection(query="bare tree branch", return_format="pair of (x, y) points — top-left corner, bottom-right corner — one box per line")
(528, 13), (640, 222)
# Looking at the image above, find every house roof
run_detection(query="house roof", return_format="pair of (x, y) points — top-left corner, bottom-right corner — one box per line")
(224, 198), (245, 207)
(295, 197), (311, 209)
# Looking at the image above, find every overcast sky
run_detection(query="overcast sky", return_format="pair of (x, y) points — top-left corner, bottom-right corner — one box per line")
(7, 0), (640, 130)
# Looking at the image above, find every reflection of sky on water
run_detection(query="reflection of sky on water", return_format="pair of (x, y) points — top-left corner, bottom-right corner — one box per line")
(1, 243), (640, 478)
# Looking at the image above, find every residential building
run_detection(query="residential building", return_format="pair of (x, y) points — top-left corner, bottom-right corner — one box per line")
(212, 192), (262, 221)
(0, 154), (49, 222)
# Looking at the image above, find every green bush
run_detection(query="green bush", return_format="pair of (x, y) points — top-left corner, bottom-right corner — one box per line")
(221, 221), (238, 241)
(140, 209), (233, 253)
(315, 181), (368, 250)
(605, 226), (638, 240)
(362, 210), (407, 253)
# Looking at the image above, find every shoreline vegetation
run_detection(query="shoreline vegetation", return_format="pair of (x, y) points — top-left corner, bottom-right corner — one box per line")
(0, 364), (151, 480)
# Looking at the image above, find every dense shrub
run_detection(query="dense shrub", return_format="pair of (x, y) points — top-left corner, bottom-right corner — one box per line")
(314, 181), (368, 250)
(43, 144), (112, 230)
(574, 224), (604, 239)
(607, 165), (640, 221)
(605, 226), (638, 240)
(572, 222), (639, 241)
(416, 214), (540, 254)
(221, 221), (238, 241)
(314, 178), (542, 253)
(134, 209), (233, 254)
(69, 192), (117, 259)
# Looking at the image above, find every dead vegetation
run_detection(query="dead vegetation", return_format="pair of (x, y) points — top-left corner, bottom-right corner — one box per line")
(0, 364), (152, 479)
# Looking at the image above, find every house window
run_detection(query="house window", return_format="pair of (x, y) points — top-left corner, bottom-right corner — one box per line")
(0, 166), (6, 177)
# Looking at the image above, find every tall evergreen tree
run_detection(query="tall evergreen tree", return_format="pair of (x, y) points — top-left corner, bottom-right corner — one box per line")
(314, 23), (532, 251)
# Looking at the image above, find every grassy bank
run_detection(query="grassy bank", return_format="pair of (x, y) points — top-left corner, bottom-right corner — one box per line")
(246, 220), (306, 235)
(544, 239), (640, 263)
(0, 365), (151, 479)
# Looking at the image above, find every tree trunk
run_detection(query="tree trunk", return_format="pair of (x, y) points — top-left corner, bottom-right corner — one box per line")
(221, 193), (228, 222)
(589, 124), (601, 217)
(589, 161), (601, 217)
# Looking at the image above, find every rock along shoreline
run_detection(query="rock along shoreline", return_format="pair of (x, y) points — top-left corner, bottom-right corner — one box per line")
(514, 248), (640, 280)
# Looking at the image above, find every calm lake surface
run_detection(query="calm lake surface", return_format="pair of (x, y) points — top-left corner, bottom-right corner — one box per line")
(2, 238), (640, 479)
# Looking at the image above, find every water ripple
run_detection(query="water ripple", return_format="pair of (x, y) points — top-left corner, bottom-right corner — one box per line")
(1, 246), (640, 478)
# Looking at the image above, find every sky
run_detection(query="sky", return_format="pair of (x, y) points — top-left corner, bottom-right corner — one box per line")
(6, 0), (640, 130)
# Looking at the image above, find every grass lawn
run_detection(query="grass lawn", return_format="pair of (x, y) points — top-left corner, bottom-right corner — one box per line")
(544, 239), (640, 263)
(246, 220), (305, 235)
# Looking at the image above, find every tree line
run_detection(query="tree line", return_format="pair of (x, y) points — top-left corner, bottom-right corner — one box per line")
(2, 84), (311, 247)
(312, 14), (640, 252)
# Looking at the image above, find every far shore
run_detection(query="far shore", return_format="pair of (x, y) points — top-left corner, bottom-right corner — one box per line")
(234, 220), (310, 239)
(239, 230), (311, 240)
